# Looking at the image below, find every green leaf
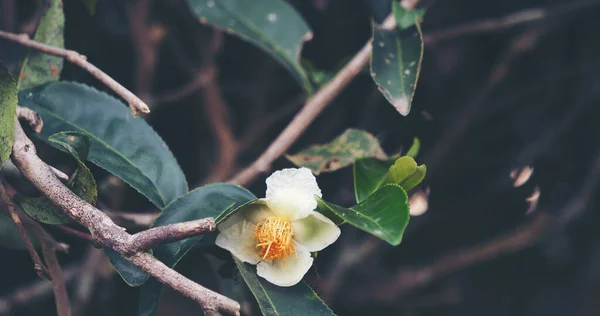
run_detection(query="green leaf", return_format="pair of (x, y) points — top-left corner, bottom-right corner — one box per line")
(392, 1), (425, 29)
(370, 16), (424, 116)
(0, 65), (17, 168)
(234, 258), (336, 316)
(105, 248), (152, 287)
(18, 82), (188, 209)
(353, 158), (394, 203)
(385, 156), (426, 191)
(16, 131), (97, 224)
(287, 129), (388, 174)
(18, 0), (64, 90)
(0, 212), (40, 250)
(405, 137), (420, 158)
(137, 184), (256, 315)
(186, 0), (314, 93)
(317, 184), (409, 245)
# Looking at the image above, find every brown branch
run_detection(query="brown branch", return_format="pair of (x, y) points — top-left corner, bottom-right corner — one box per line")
(423, 0), (600, 44)
(0, 30), (150, 116)
(229, 14), (399, 186)
(56, 225), (100, 248)
(0, 180), (50, 279)
(41, 241), (71, 316)
(10, 119), (239, 315)
(199, 31), (239, 183)
(131, 218), (215, 251)
(16, 106), (43, 133)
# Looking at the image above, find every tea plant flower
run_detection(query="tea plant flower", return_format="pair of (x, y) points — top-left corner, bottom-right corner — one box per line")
(216, 167), (341, 287)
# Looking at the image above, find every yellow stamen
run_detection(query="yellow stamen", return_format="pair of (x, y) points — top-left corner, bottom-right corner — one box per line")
(254, 216), (296, 261)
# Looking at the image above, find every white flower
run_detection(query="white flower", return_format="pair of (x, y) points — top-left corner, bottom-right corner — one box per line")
(216, 167), (341, 287)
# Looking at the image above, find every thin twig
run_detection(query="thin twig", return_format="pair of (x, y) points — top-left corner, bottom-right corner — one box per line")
(56, 225), (101, 248)
(229, 14), (399, 185)
(199, 31), (239, 183)
(11, 119), (239, 315)
(131, 218), (216, 251)
(423, 0), (600, 44)
(0, 30), (150, 116)
(41, 241), (71, 316)
(0, 180), (50, 279)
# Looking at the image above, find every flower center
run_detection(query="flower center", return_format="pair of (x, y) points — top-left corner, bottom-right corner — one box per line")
(254, 216), (296, 261)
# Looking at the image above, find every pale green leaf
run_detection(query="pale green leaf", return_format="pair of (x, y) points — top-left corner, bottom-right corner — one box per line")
(0, 65), (17, 168)
(18, 0), (64, 90)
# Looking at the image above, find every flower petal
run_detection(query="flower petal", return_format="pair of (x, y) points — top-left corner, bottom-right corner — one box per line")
(292, 211), (341, 252)
(215, 219), (260, 265)
(217, 201), (274, 232)
(256, 242), (313, 287)
(265, 168), (322, 221)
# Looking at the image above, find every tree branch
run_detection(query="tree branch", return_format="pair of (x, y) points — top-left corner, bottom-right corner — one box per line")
(229, 14), (399, 186)
(131, 218), (216, 251)
(0, 30), (150, 116)
(41, 240), (71, 316)
(11, 118), (240, 315)
(0, 180), (50, 279)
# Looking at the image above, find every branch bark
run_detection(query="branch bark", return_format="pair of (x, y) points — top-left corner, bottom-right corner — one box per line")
(0, 30), (150, 116)
(10, 118), (240, 315)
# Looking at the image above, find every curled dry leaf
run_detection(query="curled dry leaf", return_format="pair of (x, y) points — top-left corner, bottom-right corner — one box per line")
(510, 165), (534, 187)
(408, 187), (429, 216)
(526, 186), (540, 214)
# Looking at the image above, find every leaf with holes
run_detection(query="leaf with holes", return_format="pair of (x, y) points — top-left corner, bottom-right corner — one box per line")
(136, 184), (256, 315)
(16, 131), (97, 224)
(370, 8), (424, 116)
(19, 82), (188, 209)
(18, 0), (64, 90)
(287, 129), (388, 174)
(318, 184), (409, 245)
(234, 258), (336, 316)
(0, 65), (17, 168)
(186, 0), (314, 93)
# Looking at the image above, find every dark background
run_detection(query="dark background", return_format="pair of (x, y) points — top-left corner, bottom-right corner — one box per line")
(1, 0), (600, 315)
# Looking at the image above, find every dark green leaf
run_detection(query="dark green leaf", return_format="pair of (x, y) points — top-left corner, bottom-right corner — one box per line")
(0, 65), (17, 168)
(353, 158), (394, 203)
(317, 184), (409, 245)
(137, 184), (255, 315)
(16, 131), (97, 224)
(105, 248), (151, 287)
(405, 137), (420, 158)
(186, 0), (314, 93)
(0, 212), (40, 250)
(370, 17), (424, 116)
(234, 258), (336, 316)
(287, 129), (387, 174)
(19, 82), (188, 209)
(18, 0), (64, 90)
(392, 1), (425, 29)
